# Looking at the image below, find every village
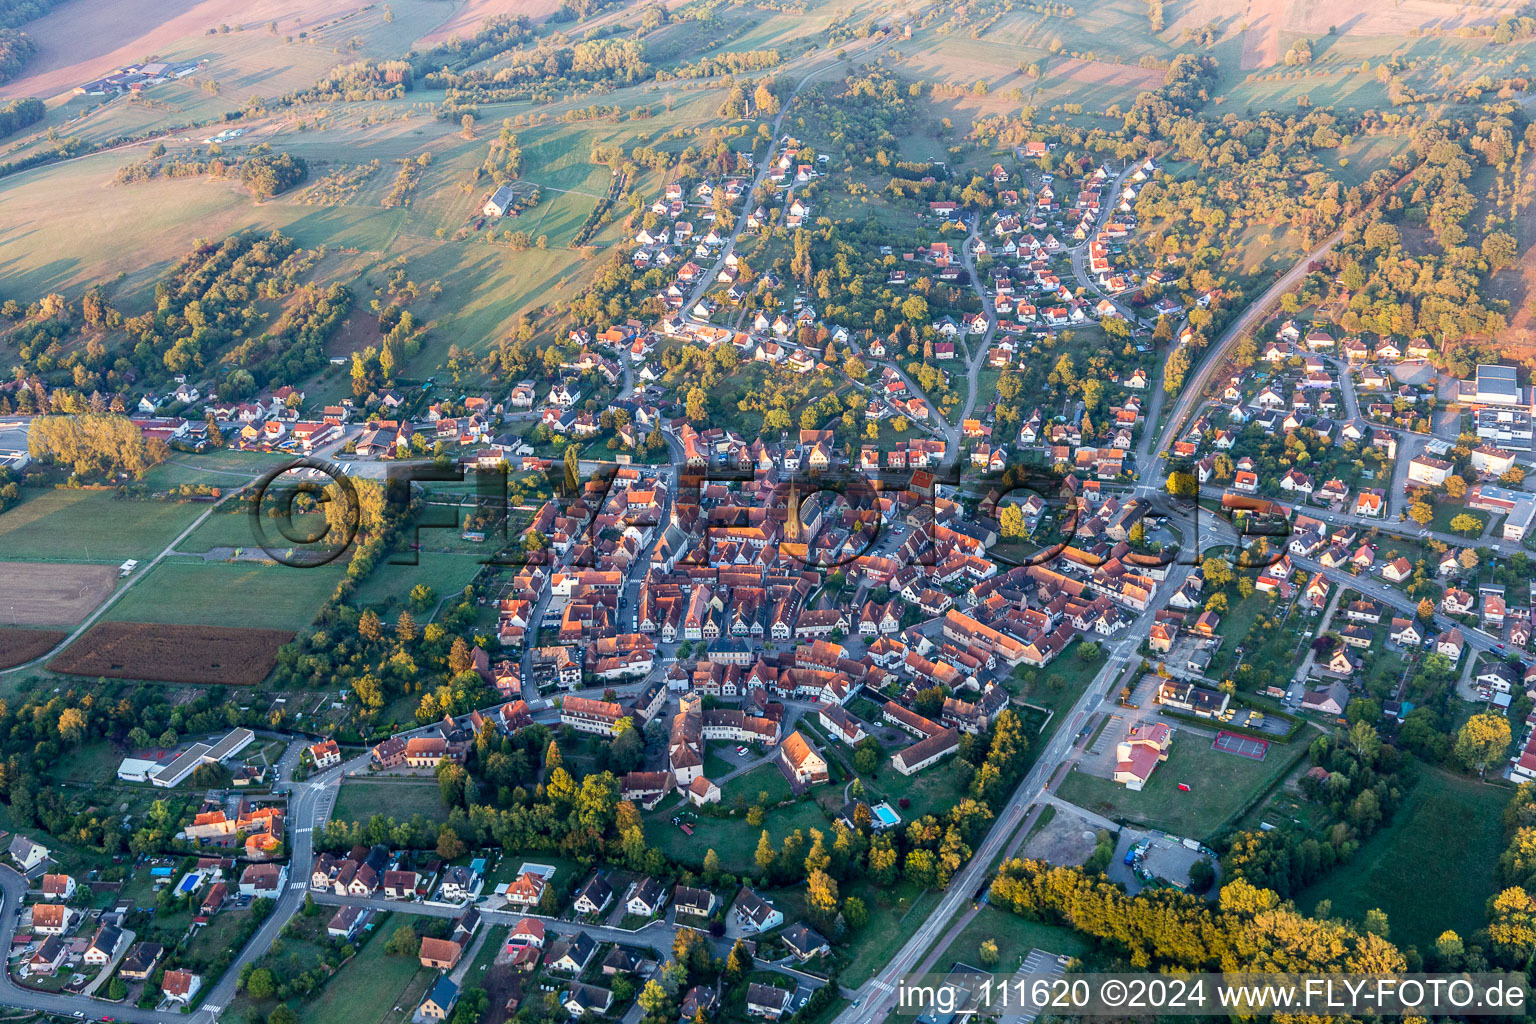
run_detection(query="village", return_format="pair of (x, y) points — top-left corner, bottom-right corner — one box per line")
(4, 6), (1536, 1020)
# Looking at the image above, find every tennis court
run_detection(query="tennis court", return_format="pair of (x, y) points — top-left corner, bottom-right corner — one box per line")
(1213, 730), (1269, 760)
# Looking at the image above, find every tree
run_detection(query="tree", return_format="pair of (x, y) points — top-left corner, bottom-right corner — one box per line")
(437, 827), (466, 860)
(755, 830), (776, 876)
(806, 868), (839, 926)
(1416, 597), (1436, 621)
(999, 504), (1028, 539)
(358, 609), (383, 642)
(460, 113), (476, 139)
(979, 938), (999, 966)
(245, 967), (277, 998)
(1449, 513), (1481, 536)
(57, 707), (86, 744)
(1166, 470), (1198, 498)
(1455, 712), (1512, 775)
(686, 386), (708, 422)
(1407, 502), (1434, 525)
(563, 443), (580, 495)
(384, 923), (418, 956)
(269, 1007), (299, 1024)
(1483, 230), (1518, 271)
(638, 980), (669, 1016)
(844, 894), (867, 929)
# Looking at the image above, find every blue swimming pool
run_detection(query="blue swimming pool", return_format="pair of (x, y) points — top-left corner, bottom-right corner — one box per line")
(871, 802), (901, 828)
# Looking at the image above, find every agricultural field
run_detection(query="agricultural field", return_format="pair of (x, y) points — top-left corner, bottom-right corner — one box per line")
(0, 627), (67, 670)
(48, 621), (292, 685)
(103, 557), (343, 630)
(0, 490), (206, 562)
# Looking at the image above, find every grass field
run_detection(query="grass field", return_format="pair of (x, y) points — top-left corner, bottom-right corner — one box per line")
(174, 510), (319, 554)
(1056, 729), (1305, 841)
(720, 762), (795, 807)
(298, 915), (425, 1024)
(645, 798), (831, 875)
(333, 779), (450, 825)
(0, 491), (205, 561)
(933, 905), (1093, 974)
(1294, 768), (1511, 953)
(347, 552), (486, 617)
(104, 557), (343, 630)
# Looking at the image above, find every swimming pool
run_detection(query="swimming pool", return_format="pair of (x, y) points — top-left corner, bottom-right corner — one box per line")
(871, 802), (901, 828)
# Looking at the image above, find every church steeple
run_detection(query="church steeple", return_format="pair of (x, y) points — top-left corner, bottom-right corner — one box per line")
(785, 478), (802, 542)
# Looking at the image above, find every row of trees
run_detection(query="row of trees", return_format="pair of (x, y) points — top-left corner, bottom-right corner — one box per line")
(27, 411), (168, 478)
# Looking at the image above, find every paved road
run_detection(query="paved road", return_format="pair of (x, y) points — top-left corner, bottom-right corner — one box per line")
(1292, 553), (1506, 659)
(1065, 162), (1143, 321)
(679, 38), (879, 318)
(1146, 228), (1346, 484)
(832, 582), (1179, 1024)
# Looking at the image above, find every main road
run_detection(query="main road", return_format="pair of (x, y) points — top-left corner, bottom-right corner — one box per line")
(1146, 228), (1345, 484)
(831, 576), (1184, 1024)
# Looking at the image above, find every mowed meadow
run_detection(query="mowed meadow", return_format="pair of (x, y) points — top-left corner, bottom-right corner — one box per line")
(0, 78), (745, 362)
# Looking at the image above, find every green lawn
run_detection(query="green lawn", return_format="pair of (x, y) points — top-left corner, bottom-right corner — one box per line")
(934, 904), (1093, 974)
(104, 557), (343, 630)
(174, 510), (327, 554)
(297, 915), (426, 1024)
(1431, 504), (1488, 538)
(859, 756), (971, 822)
(0, 490), (206, 562)
(333, 779), (450, 825)
(1207, 591), (1274, 678)
(839, 880), (942, 986)
(1056, 729), (1306, 841)
(347, 552), (486, 618)
(644, 798), (831, 875)
(720, 763), (795, 808)
(138, 451), (294, 491)
(1294, 768), (1511, 953)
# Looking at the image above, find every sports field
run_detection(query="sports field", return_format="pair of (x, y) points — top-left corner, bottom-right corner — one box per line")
(1057, 730), (1305, 840)
(0, 562), (117, 626)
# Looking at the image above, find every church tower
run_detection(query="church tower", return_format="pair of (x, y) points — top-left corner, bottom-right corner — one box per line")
(785, 478), (802, 542)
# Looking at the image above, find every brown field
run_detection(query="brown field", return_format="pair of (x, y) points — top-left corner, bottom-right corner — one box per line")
(0, 561), (117, 626)
(0, 628), (68, 670)
(48, 621), (292, 685)
(2, 0), (373, 100)
(415, 0), (564, 46)
(1219, 0), (1524, 70)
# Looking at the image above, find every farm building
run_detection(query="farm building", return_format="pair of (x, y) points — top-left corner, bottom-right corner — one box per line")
(484, 185), (518, 218)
